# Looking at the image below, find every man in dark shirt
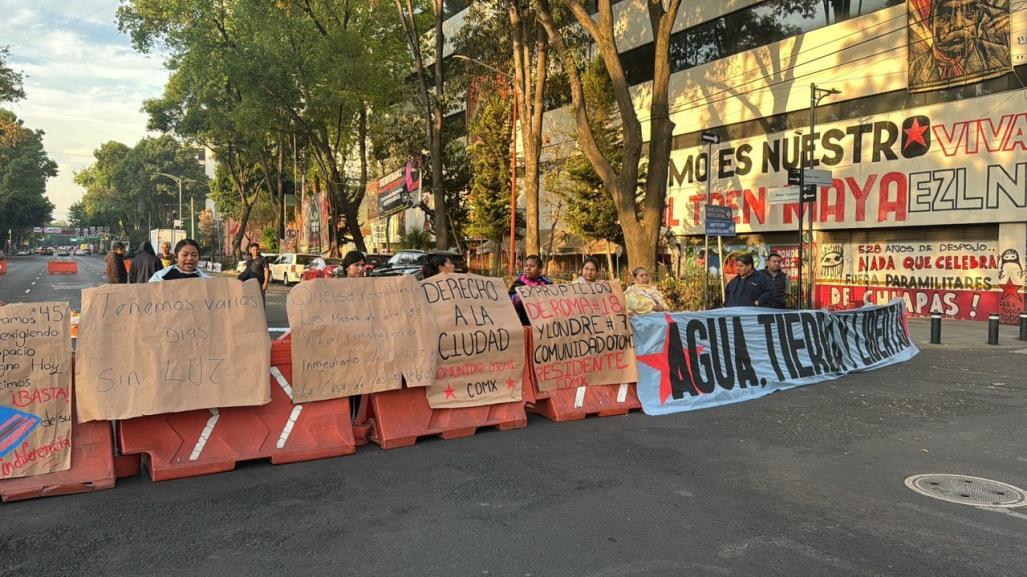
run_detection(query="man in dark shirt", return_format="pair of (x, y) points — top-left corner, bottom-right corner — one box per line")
(724, 253), (772, 307)
(238, 242), (271, 301)
(760, 252), (789, 308)
(104, 242), (128, 284)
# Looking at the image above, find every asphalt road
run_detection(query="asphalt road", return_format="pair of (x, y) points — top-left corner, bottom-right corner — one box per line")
(2, 256), (1026, 576)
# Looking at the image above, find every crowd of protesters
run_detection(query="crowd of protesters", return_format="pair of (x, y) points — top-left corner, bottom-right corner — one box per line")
(104, 240), (791, 316)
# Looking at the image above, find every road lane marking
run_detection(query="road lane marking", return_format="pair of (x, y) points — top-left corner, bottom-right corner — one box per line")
(24, 289), (30, 294)
(30, 281), (35, 285)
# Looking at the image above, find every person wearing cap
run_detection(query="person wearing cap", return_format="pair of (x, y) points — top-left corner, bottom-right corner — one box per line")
(105, 242), (128, 284)
(724, 253), (772, 307)
(334, 250), (366, 278)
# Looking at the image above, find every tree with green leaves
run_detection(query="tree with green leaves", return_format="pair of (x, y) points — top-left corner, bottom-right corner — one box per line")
(555, 58), (629, 273)
(0, 110), (56, 246)
(72, 137), (208, 244)
(467, 91), (514, 271)
(537, 0), (682, 274)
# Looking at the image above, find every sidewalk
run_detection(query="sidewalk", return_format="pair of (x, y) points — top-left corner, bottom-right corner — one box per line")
(906, 317), (1027, 351)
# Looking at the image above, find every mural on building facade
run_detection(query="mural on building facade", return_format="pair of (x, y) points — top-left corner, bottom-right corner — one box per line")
(816, 239), (1024, 322)
(908, 0), (1011, 93)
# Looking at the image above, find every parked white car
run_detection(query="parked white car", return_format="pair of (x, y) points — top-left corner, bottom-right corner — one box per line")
(270, 253), (320, 285)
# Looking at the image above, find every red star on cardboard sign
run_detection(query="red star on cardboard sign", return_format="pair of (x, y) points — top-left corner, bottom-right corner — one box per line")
(443, 385), (456, 399)
(506, 377), (516, 390)
(1000, 278), (1023, 298)
(636, 314), (704, 405)
(903, 118), (928, 150)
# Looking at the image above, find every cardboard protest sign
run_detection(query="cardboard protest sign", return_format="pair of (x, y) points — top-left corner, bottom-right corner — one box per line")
(75, 278), (271, 422)
(0, 302), (73, 479)
(631, 299), (918, 415)
(516, 281), (637, 391)
(419, 273), (524, 408)
(287, 276), (437, 402)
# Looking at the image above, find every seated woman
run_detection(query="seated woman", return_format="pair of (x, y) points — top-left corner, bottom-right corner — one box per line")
(332, 251), (366, 278)
(509, 254), (551, 324)
(148, 239), (210, 282)
(575, 257), (600, 284)
(624, 267), (668, 315)
(420, 254), (456, 280)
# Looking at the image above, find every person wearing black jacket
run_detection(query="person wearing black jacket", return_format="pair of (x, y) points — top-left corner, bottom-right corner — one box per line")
(130, 241), (161, 284)
(760, 252), (789, 308)
(104, 242), (128, 284)
(724, 253), (772, 307)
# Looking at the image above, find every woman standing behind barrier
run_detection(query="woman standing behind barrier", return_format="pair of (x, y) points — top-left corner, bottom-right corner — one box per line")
(509, 254), (552, 325)
(149, 239), (210, 282)
(575, 257), (600, 284)
(421, 254), (455, 280)
(332, 250), (366, 279)
(624, 267), (668, 315)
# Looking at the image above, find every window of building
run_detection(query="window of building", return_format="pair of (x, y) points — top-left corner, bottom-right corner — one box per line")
(622, 0), (896, 86)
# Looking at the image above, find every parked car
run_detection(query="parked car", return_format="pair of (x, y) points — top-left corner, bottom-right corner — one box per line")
(270, 253), (321, 285)
(73, 248), (89, 256)
(368, 250), (468, 277)
(363, 253), (391, 274)
(55, 247), (71, 257)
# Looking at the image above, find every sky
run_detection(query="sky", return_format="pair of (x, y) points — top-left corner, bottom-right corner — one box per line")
(2, 0), (169, 220)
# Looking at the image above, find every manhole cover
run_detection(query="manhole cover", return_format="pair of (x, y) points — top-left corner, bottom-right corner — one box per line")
(905, 474), (1027, 508)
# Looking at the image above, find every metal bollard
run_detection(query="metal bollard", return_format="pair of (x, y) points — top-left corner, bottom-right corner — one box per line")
(930, 313), (942, 344)
(1019, 313), (1027, 342)
(988, 313), (1000, 345)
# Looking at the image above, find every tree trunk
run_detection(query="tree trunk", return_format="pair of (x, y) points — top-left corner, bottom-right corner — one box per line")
(536, 0), (681, 275)
(509, 3), (548, 257)
(605, 250), (614, 281)
(431, 0), (449, 250)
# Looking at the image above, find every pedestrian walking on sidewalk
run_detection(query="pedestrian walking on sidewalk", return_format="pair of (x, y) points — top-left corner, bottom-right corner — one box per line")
(149, 239), (210, 282)
(105, 242), (128, 284)
(724, 253), (771, 307)
(130, 241), (161, 283)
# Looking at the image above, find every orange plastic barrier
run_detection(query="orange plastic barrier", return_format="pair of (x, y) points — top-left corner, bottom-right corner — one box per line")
(118, 339), (356, 482)
(0, 417), (116, 503)
(47, 260), (77, 275)
(0, 260), (6, 274)
(521, 327), (642, 422)
(366, 387), (527, 449)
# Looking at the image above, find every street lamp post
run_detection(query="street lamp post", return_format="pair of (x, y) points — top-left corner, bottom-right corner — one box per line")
(454, 54), (518, 276)
(807, 83), (840, 309)
(155, 172), (184, 233)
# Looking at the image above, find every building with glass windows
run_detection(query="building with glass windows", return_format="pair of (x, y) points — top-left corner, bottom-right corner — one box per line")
(447, 0), (1027, 320)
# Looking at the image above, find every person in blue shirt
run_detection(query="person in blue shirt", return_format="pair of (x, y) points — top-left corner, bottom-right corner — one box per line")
(149, 239), (210, 282)
(724, 253), (772, 307)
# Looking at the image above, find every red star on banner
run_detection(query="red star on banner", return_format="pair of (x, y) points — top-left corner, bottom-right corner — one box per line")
(443, 385), (456, 399)
(903, 118), (928, 150)
(636, 314), (704, 404)
(1000, 278), (1022, 298)
(506, 377), (516, 390)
